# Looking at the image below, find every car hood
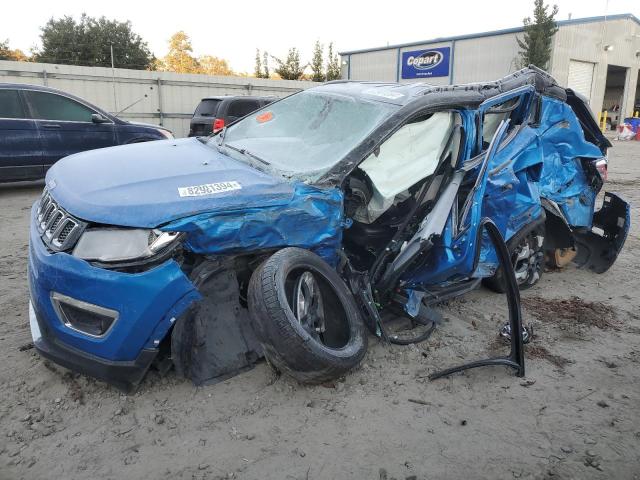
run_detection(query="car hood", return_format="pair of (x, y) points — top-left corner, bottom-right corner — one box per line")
(46, 138), (295, 228)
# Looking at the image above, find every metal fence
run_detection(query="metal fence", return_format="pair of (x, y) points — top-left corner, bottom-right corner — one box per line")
(0, 60), (317, 137)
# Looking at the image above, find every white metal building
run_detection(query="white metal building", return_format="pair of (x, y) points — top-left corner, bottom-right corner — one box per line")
(340, 14), (640, 122)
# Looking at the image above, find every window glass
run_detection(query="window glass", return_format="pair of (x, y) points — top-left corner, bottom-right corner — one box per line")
(481, 96), (523, 147)
(355, 111), (457, 223)
(0, 90), (25, 119)
(211, 90), (397, 180)
(194, 99), (221, 116)
(228, 100), (260, 118)
(27, 91), (95, 122)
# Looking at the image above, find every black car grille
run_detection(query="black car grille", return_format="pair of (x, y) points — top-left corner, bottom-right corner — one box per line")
(36, 189), (86, 252)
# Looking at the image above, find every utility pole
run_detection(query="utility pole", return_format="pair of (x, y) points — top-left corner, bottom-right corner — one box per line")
(110, 43), (118, 112)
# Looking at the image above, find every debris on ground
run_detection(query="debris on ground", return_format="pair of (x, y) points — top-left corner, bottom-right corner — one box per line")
(525, 345), (571, 369)
(522, 296), (619, 332)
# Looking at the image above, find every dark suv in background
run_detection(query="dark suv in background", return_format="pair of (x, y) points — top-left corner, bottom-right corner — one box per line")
(0, 83), (173, 182)
(188, 96), (275, 137)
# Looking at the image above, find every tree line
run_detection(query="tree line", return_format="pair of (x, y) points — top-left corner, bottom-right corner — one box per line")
(1, 2), (558, 80)
(254, 42), (341, 81)
(0, 14), (341, 81)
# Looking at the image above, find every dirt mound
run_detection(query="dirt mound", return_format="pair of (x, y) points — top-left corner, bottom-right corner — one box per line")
(526, 345), (571, 368)
(522, 296), (618, 331)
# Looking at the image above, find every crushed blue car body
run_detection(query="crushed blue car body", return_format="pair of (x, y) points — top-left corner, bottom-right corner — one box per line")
(27, 67), (630, 391)
(162, 183), (345, 266)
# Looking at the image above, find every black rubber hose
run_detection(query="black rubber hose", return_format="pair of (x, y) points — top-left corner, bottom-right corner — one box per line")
(378, 302), (438, 345)
(384, 320), (437, 345)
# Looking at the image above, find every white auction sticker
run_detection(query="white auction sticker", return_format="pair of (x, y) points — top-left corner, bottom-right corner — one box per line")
(178, 181), (242, 197)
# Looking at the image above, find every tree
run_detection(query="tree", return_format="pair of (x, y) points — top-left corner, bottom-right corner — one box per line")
(157, 32), (234, 75)
(254, 48), (263, 78)
(35, 14), (154, 69)
(0, 39), (9, 59)
(10, 49), (29, 62)
(516, 0), (558, 69)
(325, 42), (341, 81)
(310, 40), (325, 82)
(272, 47), (306, 80)
(160, 31), (200, 73)
(0, 39), (29, 61)
(199, 55), (233, 76)
(253, 49), (270, 78)
(262, 51), (270, 79)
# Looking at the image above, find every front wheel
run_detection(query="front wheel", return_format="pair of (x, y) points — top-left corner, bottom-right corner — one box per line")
(248, 248), (368, 384)
(483, 228), (545, 293)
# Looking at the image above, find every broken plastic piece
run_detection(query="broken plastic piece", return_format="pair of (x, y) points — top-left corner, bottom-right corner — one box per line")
(499, 322), (531, 344)
(573, 192), (630, 273)
(429, 219), (525, 380)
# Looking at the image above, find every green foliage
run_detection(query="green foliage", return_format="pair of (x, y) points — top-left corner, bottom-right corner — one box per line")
(254, 48), (263, 78)
(35, 14), (155, 70)
(272, 47), (306, 80)
(516, 0), (558, 69)
(262, 51), (270, 79)
(254, 49), (270, 78)
(325, 42), (341, 81)
(310, 40), (325, 82)
(252, 41), (341, 81)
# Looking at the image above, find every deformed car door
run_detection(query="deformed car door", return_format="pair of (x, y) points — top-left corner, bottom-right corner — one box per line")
(564, 88), (611, 154)
(376, 119), (512, 293)
(476, 85), (536, 153)
(476, 86), (546, 244)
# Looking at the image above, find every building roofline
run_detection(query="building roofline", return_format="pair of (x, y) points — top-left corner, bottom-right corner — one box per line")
(339, 13), (640, 56)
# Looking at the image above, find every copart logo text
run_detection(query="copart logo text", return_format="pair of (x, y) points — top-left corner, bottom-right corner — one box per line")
(406, 51), (444, 70)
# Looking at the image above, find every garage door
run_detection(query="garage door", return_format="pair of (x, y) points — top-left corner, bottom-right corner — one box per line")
(568, 60), (595, 101)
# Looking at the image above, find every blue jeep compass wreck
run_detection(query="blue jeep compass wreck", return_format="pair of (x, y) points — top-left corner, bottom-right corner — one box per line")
(28, 67), (630, 391)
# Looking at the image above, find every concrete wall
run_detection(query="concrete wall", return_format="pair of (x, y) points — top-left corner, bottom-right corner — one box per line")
(0, 60), (317, 137)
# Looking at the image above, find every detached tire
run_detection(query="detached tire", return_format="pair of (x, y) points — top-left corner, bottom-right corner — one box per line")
(248, 248), (367, 384)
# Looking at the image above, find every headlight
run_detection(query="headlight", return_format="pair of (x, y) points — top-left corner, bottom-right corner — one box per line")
(72, 228), (181, 263)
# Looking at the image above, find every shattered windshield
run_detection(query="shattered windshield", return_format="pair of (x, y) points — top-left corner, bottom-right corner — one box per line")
(207, 89), (398, 181)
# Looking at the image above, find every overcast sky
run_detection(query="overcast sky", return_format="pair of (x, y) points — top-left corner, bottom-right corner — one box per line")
(2, 0), (638, 73)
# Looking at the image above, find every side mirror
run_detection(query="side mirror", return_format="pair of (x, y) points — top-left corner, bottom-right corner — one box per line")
(91, 113), (110, 124)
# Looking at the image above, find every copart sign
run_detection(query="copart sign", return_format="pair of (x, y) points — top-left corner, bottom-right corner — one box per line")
(401, 47), (450, 79)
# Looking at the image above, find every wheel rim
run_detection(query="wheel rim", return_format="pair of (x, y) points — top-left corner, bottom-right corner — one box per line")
(512, 233), (544, 287)
(292, 271), (326, 341)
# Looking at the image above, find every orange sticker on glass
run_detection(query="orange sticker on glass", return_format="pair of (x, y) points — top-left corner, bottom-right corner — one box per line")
(256, 111), (274, 123)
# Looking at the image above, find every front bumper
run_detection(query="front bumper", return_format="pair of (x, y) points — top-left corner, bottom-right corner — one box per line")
(27, 202), (200, 390)
(29, 300), (157, 391)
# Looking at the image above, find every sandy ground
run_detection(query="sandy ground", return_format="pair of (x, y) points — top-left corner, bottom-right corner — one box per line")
(1, 140), (639, 480)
